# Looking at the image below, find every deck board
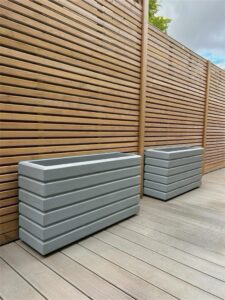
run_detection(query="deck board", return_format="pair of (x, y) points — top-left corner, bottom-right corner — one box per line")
(1, 169), (225, 300)
(17, 240), (133, 300)
(0, 258), (44, 300)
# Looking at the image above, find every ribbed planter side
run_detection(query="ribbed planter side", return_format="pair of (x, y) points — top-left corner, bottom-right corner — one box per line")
(144, 146), (203, 200)
(18, 152), (140, 254)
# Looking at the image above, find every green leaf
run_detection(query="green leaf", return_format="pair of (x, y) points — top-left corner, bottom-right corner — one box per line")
(148, 0), (171, 33)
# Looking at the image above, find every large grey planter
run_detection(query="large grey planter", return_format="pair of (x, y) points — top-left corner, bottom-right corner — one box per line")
(18, 152), (140, 255)
(144, 146), (203, 200)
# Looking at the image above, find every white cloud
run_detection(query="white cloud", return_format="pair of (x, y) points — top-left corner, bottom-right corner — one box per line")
(157, 0), (225, 68)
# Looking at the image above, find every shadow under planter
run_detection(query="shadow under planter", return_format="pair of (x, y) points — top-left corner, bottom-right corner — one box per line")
(144, 146), (204, 201)
(18, 152), (141, 255)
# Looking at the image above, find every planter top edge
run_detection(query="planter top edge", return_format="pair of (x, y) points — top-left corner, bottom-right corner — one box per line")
(18, 152), (141, 170)
(145, 146), (203, 154)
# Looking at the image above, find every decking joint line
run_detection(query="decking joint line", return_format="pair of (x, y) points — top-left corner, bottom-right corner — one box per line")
(92, 236), (224, 299)
(78, 242), (180, 300)
(106, 227), (225, 283)
(16, 242), (94, 300)
(129, 217), (225, 258)
(0, 255), (48, 300)
(140, 207), (225, 235)
(61, 250), (137, 300)
(117, 223), (225, 270)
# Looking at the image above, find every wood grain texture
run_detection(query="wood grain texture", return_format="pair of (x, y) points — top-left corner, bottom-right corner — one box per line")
(1, 0), (225, 245)
(146, 25), (207, 148)
(204, 64), (225, 172)
(139, 0), (148, 196)
(0, 0), (142, 244)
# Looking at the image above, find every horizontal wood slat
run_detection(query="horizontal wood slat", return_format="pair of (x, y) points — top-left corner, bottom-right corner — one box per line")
(0, 0), (142, 245)
(145, 25), (207, 148)
(204, 65), (225, 173)
(1, 0), (225, 247)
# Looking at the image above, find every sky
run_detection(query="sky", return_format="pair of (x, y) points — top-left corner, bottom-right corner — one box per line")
(157, 0), (225, 69)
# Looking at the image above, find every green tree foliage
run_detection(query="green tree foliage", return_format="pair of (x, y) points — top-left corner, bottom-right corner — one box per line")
(148, 0), (171, 33)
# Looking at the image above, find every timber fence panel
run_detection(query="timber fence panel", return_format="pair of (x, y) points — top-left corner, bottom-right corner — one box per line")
(0, 0), (142, 245)
(204, 64), (225, 173)
(146, 25), (207, 148)
(1, 1), (225, 246)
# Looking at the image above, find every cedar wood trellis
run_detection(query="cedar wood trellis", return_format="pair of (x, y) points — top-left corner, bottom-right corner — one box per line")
(0, 0), (225, 245)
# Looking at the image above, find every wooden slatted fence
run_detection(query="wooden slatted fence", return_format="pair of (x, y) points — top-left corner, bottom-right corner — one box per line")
(146, 25), (207, 148)
(0, 0), (225, 246)
(204, 64), (225, 172)
(0, 0), (142, 245)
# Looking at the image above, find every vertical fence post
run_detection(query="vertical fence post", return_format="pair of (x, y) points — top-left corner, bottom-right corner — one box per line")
(139, 0), (148, 197)
(202, 60), (211, 173)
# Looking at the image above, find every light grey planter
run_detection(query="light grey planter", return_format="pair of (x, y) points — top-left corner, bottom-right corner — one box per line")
(144, 146), (203, 201)
(18, 152), (140, 255)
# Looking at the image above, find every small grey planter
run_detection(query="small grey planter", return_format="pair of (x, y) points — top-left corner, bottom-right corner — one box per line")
(18, 152), (141, 255)
(144, 146), (203, 201)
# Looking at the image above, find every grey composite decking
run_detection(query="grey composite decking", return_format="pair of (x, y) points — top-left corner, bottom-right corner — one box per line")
(1, 168), (225, 300)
